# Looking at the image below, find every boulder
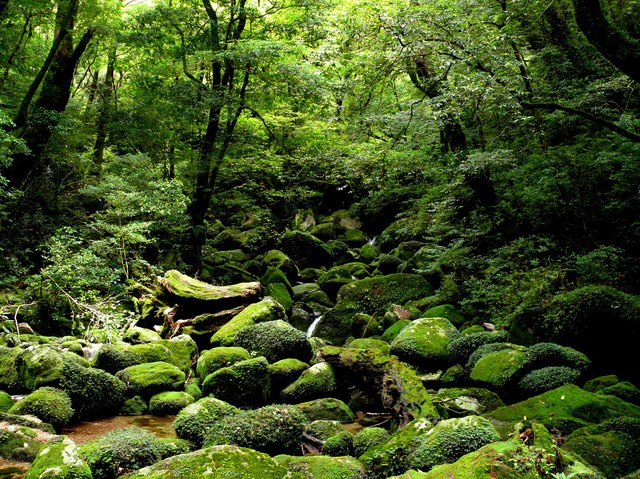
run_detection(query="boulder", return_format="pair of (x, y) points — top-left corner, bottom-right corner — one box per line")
(201, 356), (270, 407)
(468, 344), (528, 391)
(233, 320), (313, 363)
(195, 346), (251, 378)
(173, 397), (239, 447)
(0, 413), (56, 461)
(294, 398), (356, 423)
(279, 230), (334, 268)
(275, 454), (366, 479)
(432, 387), (505, 418)
(210, 297), (286, 346)
(304, 420), (344, 442)
(420, 304), (465, 327)
(116, 361), (186, 397)
(0, 391), (12, 412)
(390, 317), (461, 369)
(122, 326), (162, 344)
(202, 404), (306, 456)
(281, 362), (338, 403)
(269, 358), (309, 393)
(8, 387), (74, 431)
(323, 431), (354, 456)
(26, 436), (92, 479)
(149, 391), (195, 415)
(353, 427), (390, 457)
(123, 445), (297, 479)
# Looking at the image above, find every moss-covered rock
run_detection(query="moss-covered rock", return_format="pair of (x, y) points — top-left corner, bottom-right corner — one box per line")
(0, 391), (13, 412)
(563, 416), (640, 478)
(600, 381), (640, 405)
(432, 387), (505, 418)
(352, 427), (389, 457)
(275, 454), (365, 479)
(380, 319), (411, 343)
(79, 426), (185, 479)
(294, 398), (356, 423)
(304, 420), (344, 441)
(390, 317), (461, 369)
(269, 358), (309, 394)
(351, 313), (384, 338)
(447, 331), (508, 364)
(162, 335), (198, 373)
(584, 374), (620, 393)
(8, 387), (73, 431)
(123, 445), (298, 479)
(266, 282), (294, 311)
(195, 346), (250, 378)
(173, 397), (239, 447)
(263, 249), (299, 280)
(517, 366), (583, 396)
(201, 356), (270, 407)
(347, 338), (391, 354)
(420, 304), (465, 327)
(359, 417), (435, 479)
(116, 361), (186, 397)
(94, 342), (173, 374)
(210, 297), (286, 346)
(323, 431), (354, 456)
(0, 345), (24, 392)
(202, 404), (306, 456)
(406, 415), (500, 470)
(149, 391), (194, 415)
(484, 384), (640, 438)
(279, 230), (334, 268)
(26, 436), (92, 479)
(281, 362), (338, 403)
(469, 345), (528, 390)
(119, 396), (148, 416)
(122, 326), (162, 344)
(233, 320), (313, 363)
(0, 414), (56, 461)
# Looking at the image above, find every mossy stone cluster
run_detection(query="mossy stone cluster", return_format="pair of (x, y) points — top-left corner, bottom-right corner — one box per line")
(195, 346), (250, 378)
(173, 397), (240, 447)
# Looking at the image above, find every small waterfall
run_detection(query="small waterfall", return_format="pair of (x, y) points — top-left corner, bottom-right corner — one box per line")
(307, 315), (323, 338)
(366, 235), (378, 246)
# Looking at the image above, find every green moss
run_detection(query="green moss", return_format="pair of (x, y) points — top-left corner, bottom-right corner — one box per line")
(19, 346), (66, 391)
(161, 270), (261, 303)
(269, 358), (309, 393)
(279, 230), (334, 268)
(0, 346), (24, 392)
(275, 454), (366, 479)
(195, 346), (250, 378)
(469, 346), (528, 389)
(80, 426), (180, 479)
(359, 243), (377, 263)
(484, 384), (640, 438)
(9, 387), (74, 431)
(122, 326), (162, 344)
(0, 391), (13, 412)
(525, 342), (591, 373)
(351, 313), (384, 338)
(266, 282), (294, 310)
(281, 362), (337, 403)
(407, 415), (500, 470)
(584, 374), (620, 392)
(600, 381), (640, 405)
(323, 431), (354, 456)
(359, 417), (435, 479)
(384, 359), (441, 421)
(447, 331), (508, 364)
(421, 304), (465, 327)
(124, 445), (298, 479)
(119, 396), (148, 416)
(26, 436), (92, 479)
(353, 427), (390, 456)
(294, 398), (356, 423)
(347, 338), (391, 354)
(203, 404), (306, 455)
(0, 416), (56, 461)
(202, 356), (270, 407)
(432, 388), (505, 418)
(93, 342), (171, 374)
(210, 297), (286, 346)
(518, 366), (582, 396)
(173, 397), (239, 447)
(233, 320), (313, 363)
(304, 420), (344, 441)
(380, 319), (411, 342)
(149, 391), (195, 415)
(390, 317), (461, 368)
(162, 335), (198, 373)
(115, 361), (186, 397)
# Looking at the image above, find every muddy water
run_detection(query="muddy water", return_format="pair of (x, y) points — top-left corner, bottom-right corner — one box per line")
(61, 414), (177, 444)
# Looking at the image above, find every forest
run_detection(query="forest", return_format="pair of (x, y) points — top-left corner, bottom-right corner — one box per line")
(0, 0), (640, 477)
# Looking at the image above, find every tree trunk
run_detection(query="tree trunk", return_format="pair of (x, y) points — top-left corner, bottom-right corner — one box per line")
(0, 13), (31, 93)
(92, 46), (116, 175)
(572, 0), (640, 83)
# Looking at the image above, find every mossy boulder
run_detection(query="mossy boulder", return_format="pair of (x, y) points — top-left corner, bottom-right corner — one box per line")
(266, 282), (294, 311)
(390, 317), (461, 369)
(203, 404), (306, 455)
(93, 342), (173, 374)
(281, 362), (338, 403)
(149, 391), (195, 415)
(359, 417), (435, 479)
(123, 445), (299, 479)
(79, 426), (189, 479)
(432, 387), (505, 418)
(275, 454), (366, 479)
(233, 320), (313, 363)
(353, 427), (390, 457)
(0, 391), (13, 412)
(0, 413), (56, 461)
(210, 297), (286, 346)
(8, 387), (74, 431)
(279, 230), (334, 268)
(263, 249), (299, 279)
(517, 366), (583, 396)
(195, 346), (250, 378)
(119, 396), (148, 416)
(323, 431), (354, 456)
(122, 326), (162, 344)
(600, 381), (640, 405)
(406, 415), (500, 470)
(420, 304), (465, 327)
(563, 416), (640, 478)
(584, 374), (620, 392)
(201, 356), (270, 407)
(347, 338), (391, 354)
(447, 330), (508, 364)
(26, 436), (92, 479)
(269, 358), (310, 393)
(484, 384), (640, 438)
(116, 361), (186, 397)
(0, 345), (25, 392)
(173, 397), (239, 447)
(304, 420), (344, 441)
(380, 319), (411, 342)
(162, 335), (198, 373)
(18, 345), (66, 391)
(469, 344), (528, 391)
(294, 398), (356, 423)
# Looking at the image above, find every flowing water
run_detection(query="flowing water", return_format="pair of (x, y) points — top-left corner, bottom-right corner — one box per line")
(306, 315), (323, 338)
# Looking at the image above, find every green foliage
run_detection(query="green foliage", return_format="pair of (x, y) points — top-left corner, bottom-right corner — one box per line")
(173, 397), (240, 447)
(323, 431), (354, 456)
(518, 367), (582, 396)
(8, 387), (74, 431)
